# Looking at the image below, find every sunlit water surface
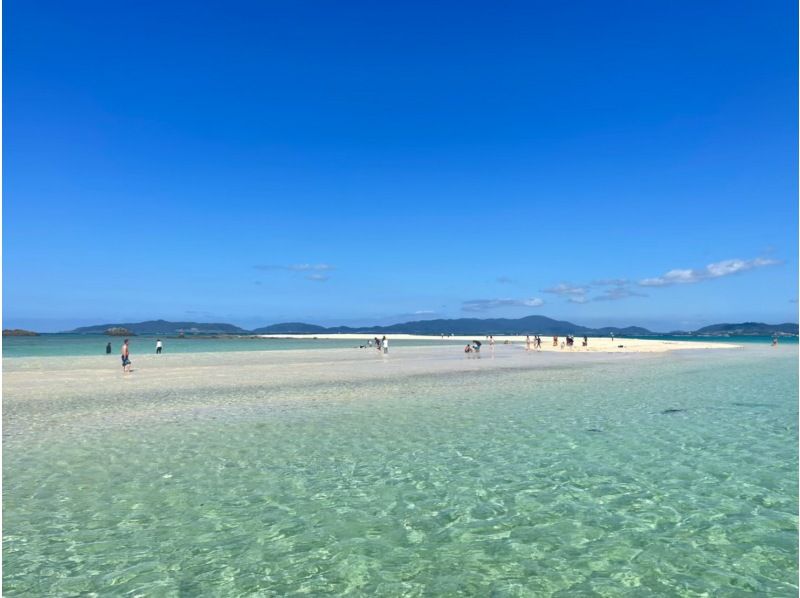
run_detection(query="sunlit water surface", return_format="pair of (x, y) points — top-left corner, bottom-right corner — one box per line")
(3, 347), (797, 596)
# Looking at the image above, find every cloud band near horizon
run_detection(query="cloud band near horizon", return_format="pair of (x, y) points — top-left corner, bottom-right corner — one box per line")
(639, 257), (779, 287)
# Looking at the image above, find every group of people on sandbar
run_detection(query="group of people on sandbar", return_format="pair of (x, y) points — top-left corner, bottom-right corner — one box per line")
(525, 335), (543, 350)
(555, 335), (588, 349)
(521, 334), (590, 350)
(464, 340), (482, 357)
(359, 336), (390, 354)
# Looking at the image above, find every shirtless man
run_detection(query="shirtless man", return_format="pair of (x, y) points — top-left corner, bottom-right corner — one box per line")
(121, 339), (131, 373)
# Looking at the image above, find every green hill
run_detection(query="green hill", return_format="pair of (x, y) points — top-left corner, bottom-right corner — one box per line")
(257, 316), (655, 336)
(67, 316), (799, 338)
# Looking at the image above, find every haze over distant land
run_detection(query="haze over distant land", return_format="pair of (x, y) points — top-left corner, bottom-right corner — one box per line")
(4, 1), (797, 334)
(64, 317), (799, 337)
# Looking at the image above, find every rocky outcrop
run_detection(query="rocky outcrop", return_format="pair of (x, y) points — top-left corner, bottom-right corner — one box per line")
(2, 329), (39, 336)
(105, 327), (134, 336)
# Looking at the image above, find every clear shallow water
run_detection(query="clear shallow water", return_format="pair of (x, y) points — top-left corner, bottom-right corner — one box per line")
(3, 347), (797, 595)
(1, 334), (468, 358)
(3, 333), (794, 358)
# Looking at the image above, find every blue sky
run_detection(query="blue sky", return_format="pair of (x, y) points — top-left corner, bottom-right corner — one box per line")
(4, 0), (797, 332)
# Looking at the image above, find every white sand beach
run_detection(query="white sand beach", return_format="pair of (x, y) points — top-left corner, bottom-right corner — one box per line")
(3, 339), (740, 411)
(255, 334), (738, 353)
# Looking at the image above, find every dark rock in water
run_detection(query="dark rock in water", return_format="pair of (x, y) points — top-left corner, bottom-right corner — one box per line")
(586, 428), (603, 433)
(105, 327), (135, 336)
(662, 408), (685, 414)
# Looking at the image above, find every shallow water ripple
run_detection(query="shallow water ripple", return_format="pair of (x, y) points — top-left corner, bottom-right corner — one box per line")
(4, 348), (797, 595)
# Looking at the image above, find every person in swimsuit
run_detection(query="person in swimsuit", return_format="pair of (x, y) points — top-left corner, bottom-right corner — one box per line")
(121, 339), (131, 373)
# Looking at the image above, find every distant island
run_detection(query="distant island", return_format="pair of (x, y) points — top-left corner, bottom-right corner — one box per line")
(71, 320), (248, 335)
(691, 322), (798, 337)
(3, 329), (39, 337)
(251, 315), (654, 336)
(64, 317), (799, 337)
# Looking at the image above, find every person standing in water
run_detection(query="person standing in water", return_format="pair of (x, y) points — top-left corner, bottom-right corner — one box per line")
(106, 342), (112, 354)
(156, 339), (163, 354)
(382, 336), (389, 354)
(121, 339), (131, 373)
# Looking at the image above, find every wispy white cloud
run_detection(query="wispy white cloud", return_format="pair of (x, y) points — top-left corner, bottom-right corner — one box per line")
(254, 262), (336, 282)
(593, 287), (647, 301)
(542, 283), (590, 298)
(254, 263), (335, 272)
(305, 273), (330, 282)
(462, 298), (544, 312)
(544, 279), (645, 304)
(639, 257), (779, 287)
(592, 278), (629, 286)
(288, 264), (335, 272)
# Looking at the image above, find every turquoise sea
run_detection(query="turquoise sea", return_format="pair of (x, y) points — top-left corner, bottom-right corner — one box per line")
(1, 334), (468, 358)
(2, 333), (794, 358)
(3, 345), (797, 595)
